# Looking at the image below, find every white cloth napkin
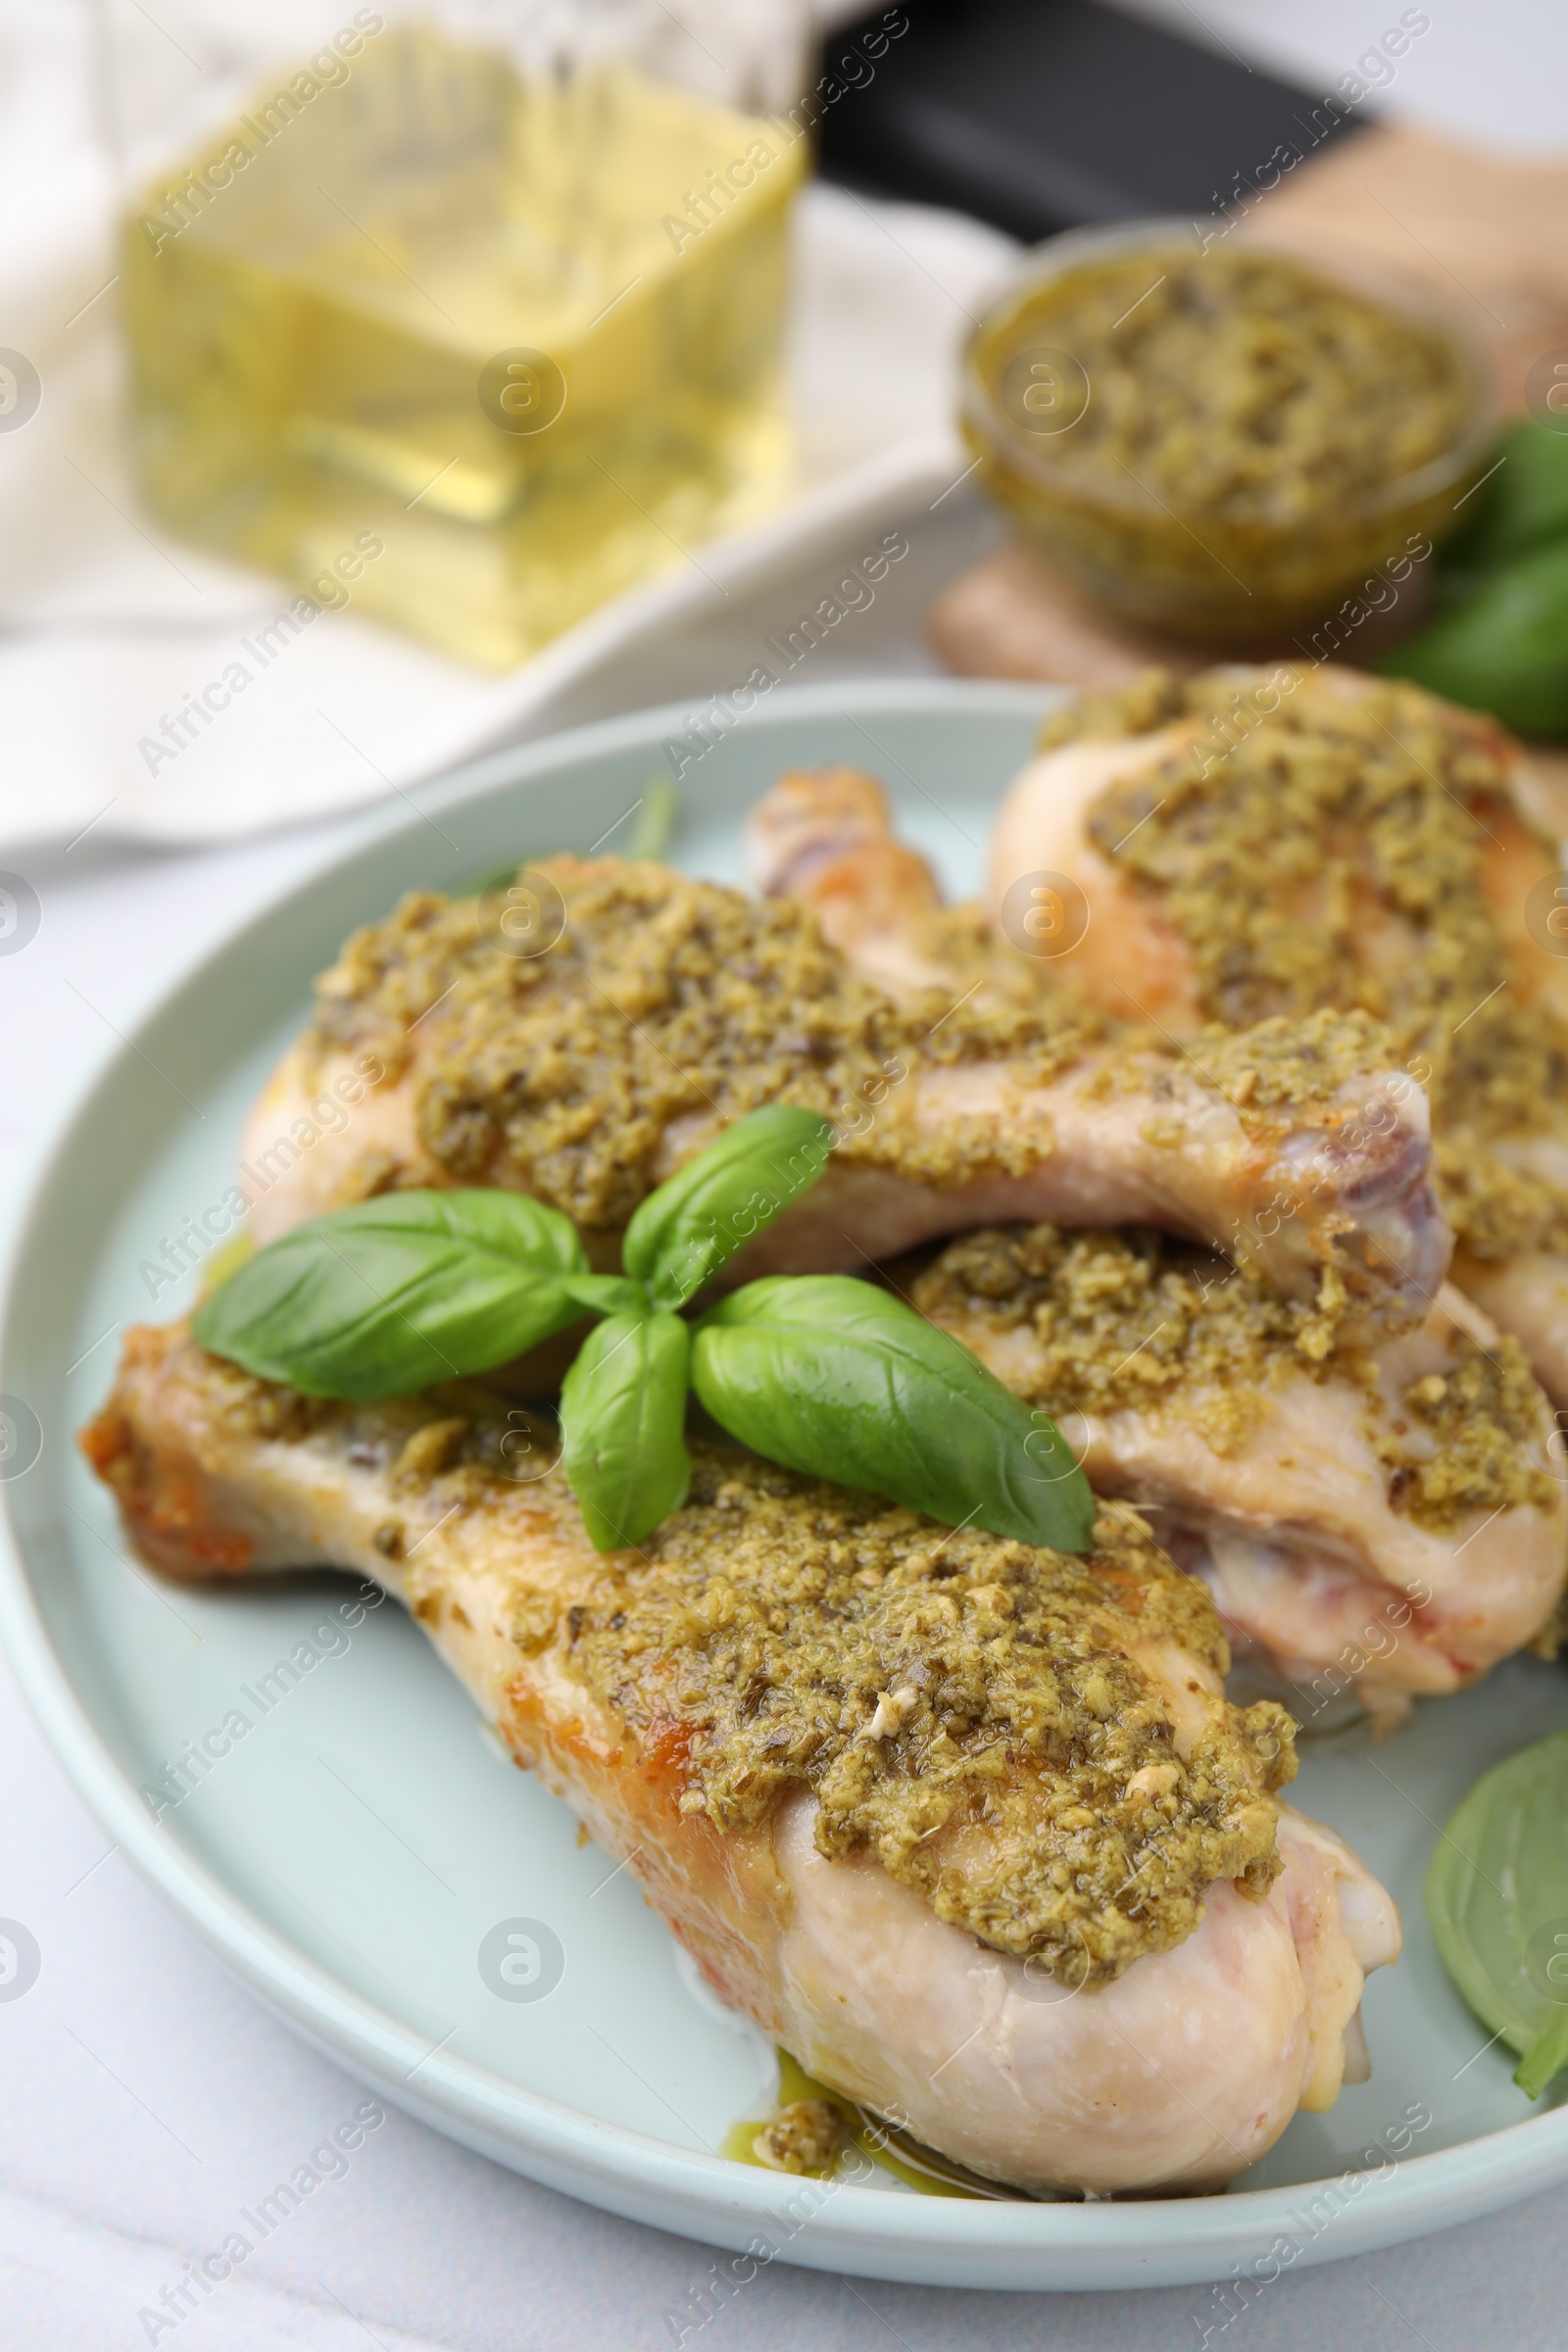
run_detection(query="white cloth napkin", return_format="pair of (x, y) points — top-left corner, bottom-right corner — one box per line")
(0, 4), (1015, 852)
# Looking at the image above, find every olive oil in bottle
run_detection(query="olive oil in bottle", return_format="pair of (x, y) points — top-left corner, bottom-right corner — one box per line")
(122, 24), (807, 668)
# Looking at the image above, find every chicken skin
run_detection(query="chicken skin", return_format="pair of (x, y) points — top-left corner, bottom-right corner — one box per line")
(253, 856), (1453, 1320)
(748, 760), (1566, 1711)
(986, 666), (1568, 1402)
(911, 1224), (1566, 1716)
(81, 1321), (1399, 2197)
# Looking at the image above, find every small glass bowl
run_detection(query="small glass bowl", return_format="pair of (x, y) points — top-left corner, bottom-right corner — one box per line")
(959, 219), (1495, 652)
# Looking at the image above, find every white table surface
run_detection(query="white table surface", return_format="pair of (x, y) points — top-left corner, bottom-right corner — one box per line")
(7, 9), (1568, 2346)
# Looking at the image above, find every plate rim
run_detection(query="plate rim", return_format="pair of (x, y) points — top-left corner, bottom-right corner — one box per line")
(4, 672), (1567, 2290)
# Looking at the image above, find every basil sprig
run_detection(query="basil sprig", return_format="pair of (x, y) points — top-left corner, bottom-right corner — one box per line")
(194, 1108), (1094, 1555)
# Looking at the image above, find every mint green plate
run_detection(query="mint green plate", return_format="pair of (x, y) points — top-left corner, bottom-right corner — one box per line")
(3, 678), (1567, 2289)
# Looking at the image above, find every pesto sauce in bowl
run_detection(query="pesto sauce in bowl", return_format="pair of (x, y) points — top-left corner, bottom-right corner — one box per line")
(962, 224), (1491, 649)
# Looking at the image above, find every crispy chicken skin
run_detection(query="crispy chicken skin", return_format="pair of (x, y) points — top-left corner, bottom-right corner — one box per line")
(251, 1008), (1447, 1315)
(81, 1324), (1399, 2197)
(749, 763), (1565, 1709)
(985, 667), (1568, 1402)
(743, 784), (1450, 1319)
(251, 850), (1451, 1317)
(913, 1228), (1567, 1712)
(745, 763), (955, 1001)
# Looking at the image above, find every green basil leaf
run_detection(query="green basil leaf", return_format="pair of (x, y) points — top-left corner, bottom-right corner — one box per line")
(558, 1273), (648, 1318)
(1427, 1728), (1568, 2097)
(691, 1276), (1095, 1552)
(1378, 538), (1568, 737)
(193, 1189), (590, 1400)
(1436, 420), (1568, 590)
(560, 1308), (692, 1551)
(622, 1105), (836, 1310)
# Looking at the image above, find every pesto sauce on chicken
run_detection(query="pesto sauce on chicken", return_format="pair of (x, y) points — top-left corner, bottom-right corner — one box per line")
(1049, 667), (1568, 1261)
(149, 1342), (1294, 1987)
(915, 1222), (1559, 1533)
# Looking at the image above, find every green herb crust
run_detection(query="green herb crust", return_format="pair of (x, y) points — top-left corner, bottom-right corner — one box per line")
(569, 1449), (1294, 1984)
(912, 1222), (1559, 1534)
(1102, 1004), (1413, 1115)
(303, 858), (1415, 1244)
(202, 1358), (1291, 1984)
(306, 860), (1103, 1229)
(1047, 666), (1568, 1260)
